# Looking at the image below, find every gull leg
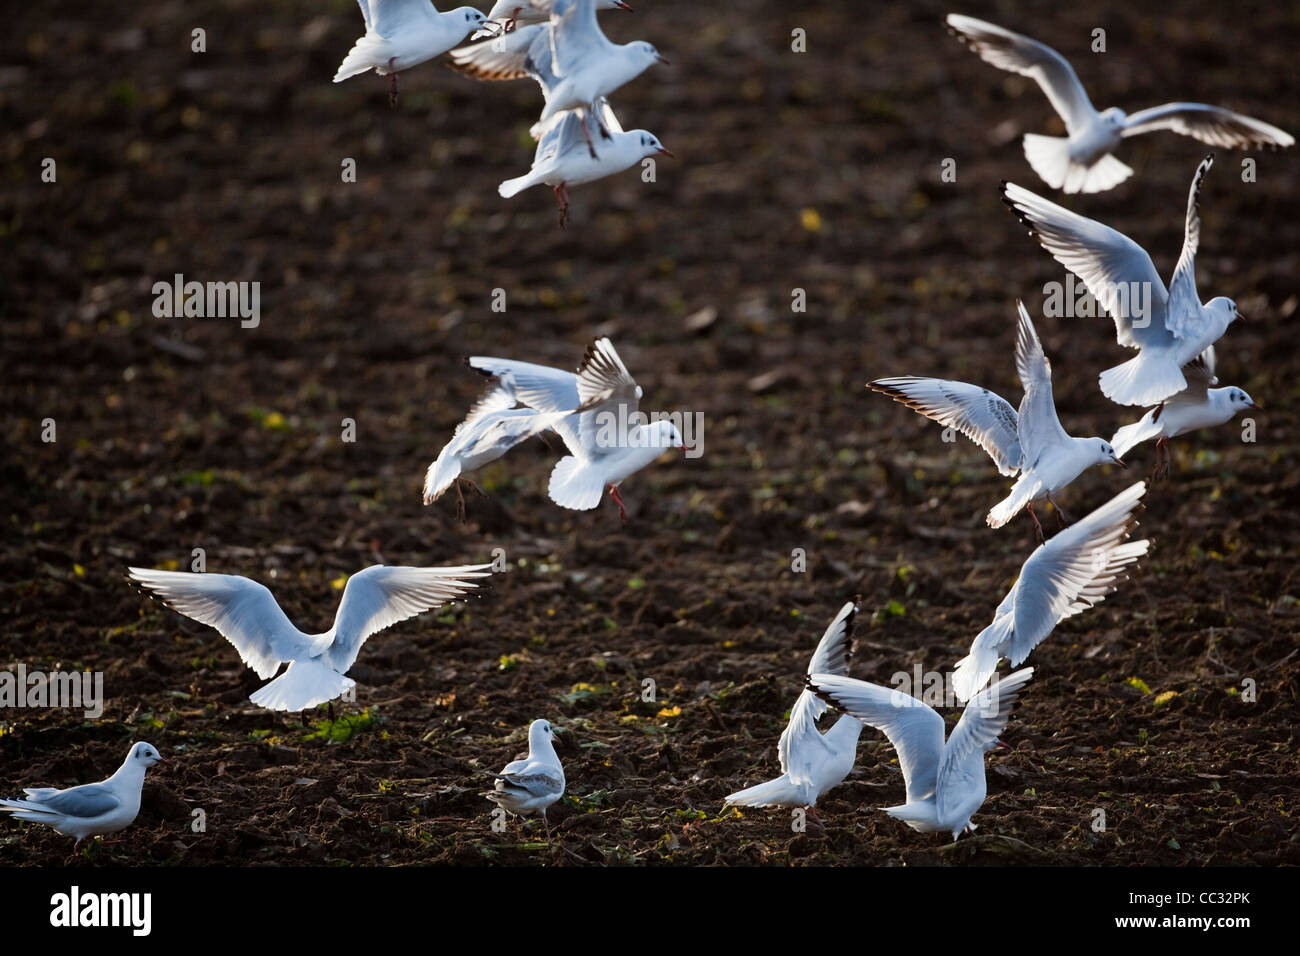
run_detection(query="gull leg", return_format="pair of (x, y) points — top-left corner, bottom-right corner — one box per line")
(387, 59), (399, 108)
(608, 484), (628, 522)
(1047, 495), (1071, 529)
(1152, 438), (1171, 482)
(580, 113), (598, 159)
(505, 8), (522, 32)
(594, 105), (612, 140)
(454, 479), (467, 523)
(328, 702), (335, 721)
(553, 182), (570, 229)
(1026, 502), (1045, 544)
(806, 806), (826, 830)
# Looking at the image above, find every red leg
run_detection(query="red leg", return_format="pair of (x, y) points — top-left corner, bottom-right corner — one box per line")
(609, 484), (628, 522)
(1026, 502), (1045, 544)
(580, 113), (598, 159)
(553, 182), (570, 229)
(1047, 494), (1070, 528)
(1153, 437), (1171, 481)
(387, 58), (399, 108)
(454, 479), (467, 523)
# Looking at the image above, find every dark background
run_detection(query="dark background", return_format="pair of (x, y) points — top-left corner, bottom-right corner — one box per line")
(1, 0), (1297, 866)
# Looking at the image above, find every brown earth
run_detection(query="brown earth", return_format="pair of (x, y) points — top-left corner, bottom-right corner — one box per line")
(1, 0), (1298, 867)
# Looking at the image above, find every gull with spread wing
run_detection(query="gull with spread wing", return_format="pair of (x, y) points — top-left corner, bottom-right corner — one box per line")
(128, 563), (491, 712)
(468, 338), (684, 521)
(484, 718), (565, 836)
(497, 98), (672, 226)
(947, 14), (1293, 193)
(1, 743), (164, 848)
(724, 601), (864, 820)
(870, 301), (1124, 538)
(807, 668), (1034, 841)
(1004, 155), (1243, 407)
(1111, 347), (1261, 480)
(335, 0), (491, 106)
(951, 481), (1150, 702)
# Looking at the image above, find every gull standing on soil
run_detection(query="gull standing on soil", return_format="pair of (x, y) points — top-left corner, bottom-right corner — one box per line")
(128, 564), (491, 712)
(484, 719), (565, 835)
(807, 668), (1033, 841)
(723, 601), (864, 820)
(468, 338), (685, 521)
(869, 302), (1125, 537)
(1003, 155), (1244, 407)
(1110, 347), (1261, 480)
(497, 98), (672, 226)
(0, 742), (164, 847)
(334, 0), (492, 106)
(951, 481), (1150, 702)
(946, 14), (1293, 193)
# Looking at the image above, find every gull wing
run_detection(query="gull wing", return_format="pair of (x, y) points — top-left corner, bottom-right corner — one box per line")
(778, 601), (858, 781)
(936, 668), (1033, 822)
(869, 377), (1022, 476)
(1122, 102), (1294, 149)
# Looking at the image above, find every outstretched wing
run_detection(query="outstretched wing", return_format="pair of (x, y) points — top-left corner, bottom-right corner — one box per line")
(448, 23), (547, 81)
(778, 601), (858, 781)
(869, 377), (1022, 476)
(936, 668), (1033, 822)
(128, 568), (309, 679)
(547, 0), (614, 77)
(945, 14), (1097, 132)
(1122, 102), (1294, 149)
(1013, 302), (1070, 458)
(326, 564), (493, 672)
(574, 338), (642, 459)
(1166, 155), (1212, 335)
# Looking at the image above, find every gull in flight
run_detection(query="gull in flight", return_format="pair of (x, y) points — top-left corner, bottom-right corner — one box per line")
(473, 0), (631, 38)
(128, 563), (491, 712)
(1, 742), (164, 848)
(807, 668), (1034, 841)
(870, 301), (1125, 538)
(451, 0), (666, 157)
(951, 481), (1150, 703)
(946, 14), (1293, 193)
(468, 338), (685, 521)
(1111, 347), (1260, 480)
(1004, 155), (1244, 407)
(497, 98), (672, 226)
(484, 718), (565, 836)
(334, 0), (492, 106)
(723, 601), (864, 821)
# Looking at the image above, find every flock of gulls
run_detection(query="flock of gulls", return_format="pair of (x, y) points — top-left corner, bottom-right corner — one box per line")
(3, 9), (1290, 853)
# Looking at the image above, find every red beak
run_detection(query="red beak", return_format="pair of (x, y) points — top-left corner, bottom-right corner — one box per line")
(657, 146), (675, 158)
(615, 0), (633, 9)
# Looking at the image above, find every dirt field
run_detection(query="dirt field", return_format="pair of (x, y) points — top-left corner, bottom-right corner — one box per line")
(2, 0), (1298, 867)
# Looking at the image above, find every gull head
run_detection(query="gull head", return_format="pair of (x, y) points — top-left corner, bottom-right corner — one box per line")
(634, 42), (669, 67)
(1099, 106), (1127, 130)
(129, 741), (165, 768)
(1226, 387), (1262, 412)
(1207, 296), (1242, 327)
(1095, 438), (1125, 468)
(528, 719), (556, 748)
(456, 7), (490, 29)
(635, 131), (674, 160)
(648, 419), (685, 455)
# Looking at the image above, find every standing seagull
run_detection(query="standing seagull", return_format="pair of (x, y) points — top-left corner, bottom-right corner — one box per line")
(807, 669), (1034, 841)
(724, 601), (864, 820)
(468, 338), (685, 521)
(335, 0), (492, 106)
(1111, 348), (1261, 479)
(1003, 155), (1244, 407)
(484, 719), (565, 836)
(951, 481), (1150, 702)
(870, 301), (1124, 538)
(946, 14), (1293, 193)
(1, 742), (164, 848)
(128, 564), (491, 712)
(498, 98), (672, 226)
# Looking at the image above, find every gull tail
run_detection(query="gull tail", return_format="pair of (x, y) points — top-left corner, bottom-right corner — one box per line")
(422, 452), (462, 505)
(1100, 354), (1188, 408)
(1110, 413), (1162, 459)
(334, 35), (384, 82)
(987, 475), (1043, 529)
(882, 802), (939, 834)
(952, 618), (1012, 704)
(547, 456), (605, 511)
(0, 798), (59, 818)
(1023, 134), (1133, 194)
(723, 775), (802, 810)
(499, 172), (542, 199)
(249, 659), (355, 712)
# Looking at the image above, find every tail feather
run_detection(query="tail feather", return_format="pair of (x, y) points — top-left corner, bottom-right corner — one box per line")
(723, 775), (803, 810)
(952, 618), (1012, 703)
(547, 456), (605, 511)
(1110, 413), (1163, 459)
(249, 659), (354, 712)
(422, 451), (462, 505)
(334, 36), (384, 82)
(498, 172), (542, 199)
(1100, 354), (1188, 407)
(987, 475), (1043, 529)
(1023, 134), (1133, 194)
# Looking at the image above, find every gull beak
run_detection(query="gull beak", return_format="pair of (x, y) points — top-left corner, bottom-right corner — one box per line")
(680, 444), (687, 458)
(657, 146), (675, 158)
(1248, 401), (1263, 411)
(615, 0), (633, 9)
(1114, 457), (1127, 468)
(656, 54), (670, 65)
(1236, 310), (1247, 322)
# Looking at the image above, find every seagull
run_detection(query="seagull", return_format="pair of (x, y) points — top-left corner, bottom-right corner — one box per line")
(423, 363), (606, 515)
(473, 0), (631, 38)
(498, 98), (672, 226)
(723, 601), (864, 821)
(484, 718), (565, 836)
(1111, 347), (1260, 480)
(870, 301), (1125, 538)
(1, 742), (164, 847)
(128, 564), (492, 712)
(806, 668), (1034, 841)
(334, 0), (492, 106)
(951, 481), (1150, 703)
(468, 338), (685, 521)
(946, 14), (1294, 193)
(1003, 155), (1243, 407)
